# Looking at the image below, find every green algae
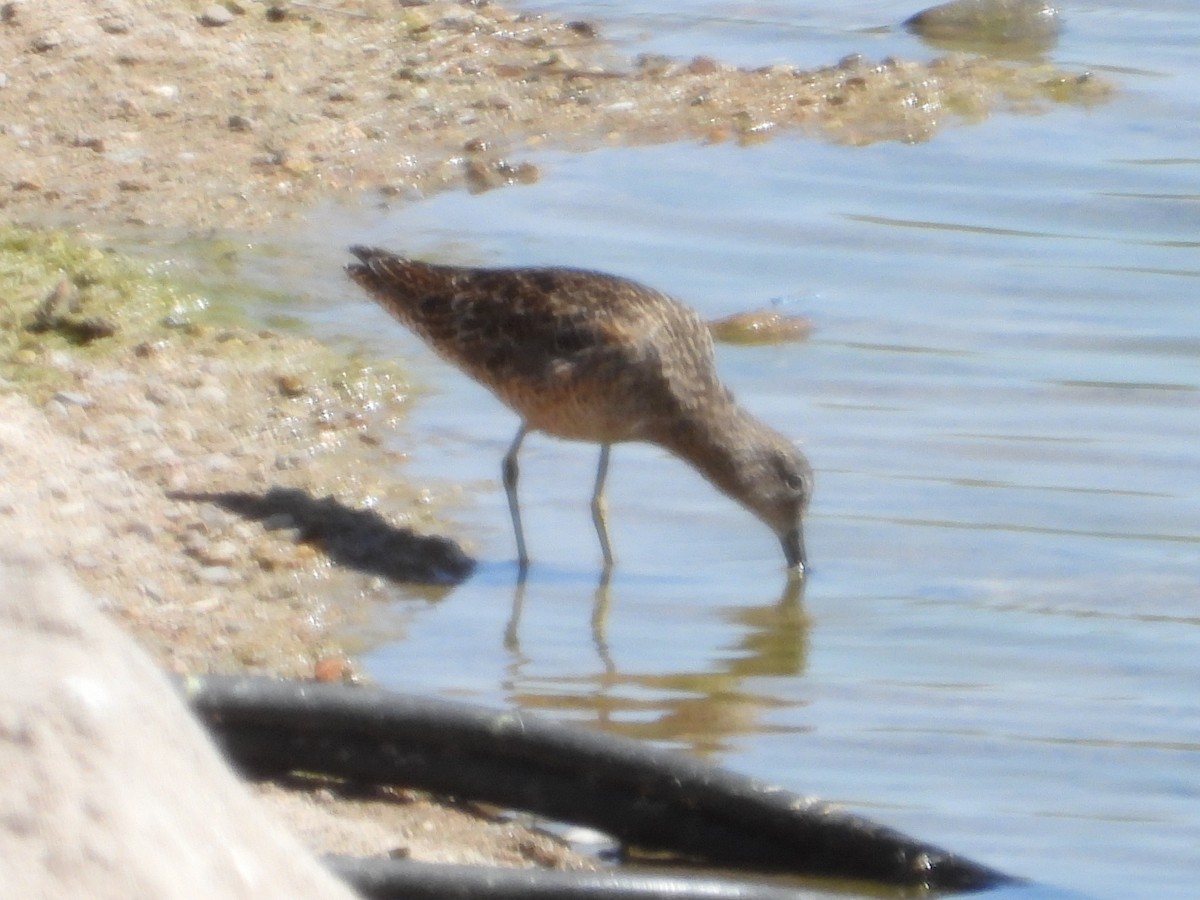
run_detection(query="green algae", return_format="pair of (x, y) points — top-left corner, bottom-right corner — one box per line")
(0, 226), (205, 388)
(0, 226), (408, 417)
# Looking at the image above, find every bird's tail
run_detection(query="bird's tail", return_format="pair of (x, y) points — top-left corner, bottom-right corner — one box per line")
(346, 246), (459, 322)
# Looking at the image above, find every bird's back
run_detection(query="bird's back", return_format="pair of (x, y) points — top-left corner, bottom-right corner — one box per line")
(347, 248), (728, 443)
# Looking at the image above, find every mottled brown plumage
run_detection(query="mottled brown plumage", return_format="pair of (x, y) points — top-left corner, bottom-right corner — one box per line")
(346, 246), (812, 574)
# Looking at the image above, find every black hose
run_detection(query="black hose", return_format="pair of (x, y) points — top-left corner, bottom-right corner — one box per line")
(181, 675), (1020, 895)
(326, 857), (849, 900)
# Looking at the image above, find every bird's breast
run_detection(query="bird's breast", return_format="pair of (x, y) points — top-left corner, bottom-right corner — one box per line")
(483, 364), (655, 444)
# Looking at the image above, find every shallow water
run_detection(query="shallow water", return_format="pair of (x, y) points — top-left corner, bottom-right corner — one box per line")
(246, 2), (1198, 897)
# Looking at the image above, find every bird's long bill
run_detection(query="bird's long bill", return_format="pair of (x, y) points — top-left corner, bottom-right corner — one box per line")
(782, 526), (807, 577)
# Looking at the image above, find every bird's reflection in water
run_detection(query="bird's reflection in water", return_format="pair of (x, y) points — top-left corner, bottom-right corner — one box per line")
(503, 572), (809, 758)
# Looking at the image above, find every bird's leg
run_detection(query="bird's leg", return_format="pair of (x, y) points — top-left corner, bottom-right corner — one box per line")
(504, 572), (529, 652)
(590, 443), (614, 569)
(502, 424), (530, 571)
(591, 567), (615, 673)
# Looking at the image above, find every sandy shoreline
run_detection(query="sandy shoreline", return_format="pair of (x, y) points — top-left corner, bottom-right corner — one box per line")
(2, 0), (1108, 230)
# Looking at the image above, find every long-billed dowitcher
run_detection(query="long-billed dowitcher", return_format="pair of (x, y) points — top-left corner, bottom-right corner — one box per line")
(346, 246), (813, 576)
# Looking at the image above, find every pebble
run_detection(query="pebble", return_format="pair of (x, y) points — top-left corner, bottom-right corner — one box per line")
(72, 525), (107, 549)
(190, 596), (224, 615)
(202, 452), (234, 472)
(198, 5), (235, 28)
(635, 54), (677, 77)
(99, 14), (133, 35)
(129, 415), (162, 435)
(44, 476), (73, 499)
(99, 493), (132, 513)
(275, 373), (306, 397)
(145, 383), (180, 406)
(58, 503), (90, 522)
(274, 453), (302, 470)
(84, 369), (134, 388)
(236, 646), (267, 666)
(162, 313), (191, 329)
(53, 390), (93, 408)
(313, 656), (353, 683)
(140, 582), (167, 603)
(201, 540), (240, 566)
(30, 30), (62, 53)
(127, 521), (157, 541)
(463, 158), (540, 192)
(71, 553), (102, 571)
(169, 420), (197, 443)
(262, 512), (297, 531)
(164, 469), (190, 493)
(197, 506), (229, 529)
(565, 20), (597, 38)
(198, 565), (236, 585)
(195, 382), (227, 405)
(252, 542), (289, 571)
(73, 134), (105, 152)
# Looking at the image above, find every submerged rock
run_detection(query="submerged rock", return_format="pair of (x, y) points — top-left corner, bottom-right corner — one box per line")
(708, 310), (814, 346)
(905, 0), (1061, 56)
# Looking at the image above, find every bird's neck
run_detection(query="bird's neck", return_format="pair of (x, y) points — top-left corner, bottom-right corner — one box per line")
(654, 400), (763, 502)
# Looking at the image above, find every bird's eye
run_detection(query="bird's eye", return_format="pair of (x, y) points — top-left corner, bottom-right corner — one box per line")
(773, 455), (808, 494)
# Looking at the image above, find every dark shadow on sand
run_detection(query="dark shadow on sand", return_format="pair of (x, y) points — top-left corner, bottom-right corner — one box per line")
(169, 487), (475, 586)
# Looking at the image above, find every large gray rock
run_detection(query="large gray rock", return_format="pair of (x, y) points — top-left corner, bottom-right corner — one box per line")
(0, 552), (357, 900)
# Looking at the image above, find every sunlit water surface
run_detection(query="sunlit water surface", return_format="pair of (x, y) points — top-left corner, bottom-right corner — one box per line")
(242, 3), (1199, 897)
